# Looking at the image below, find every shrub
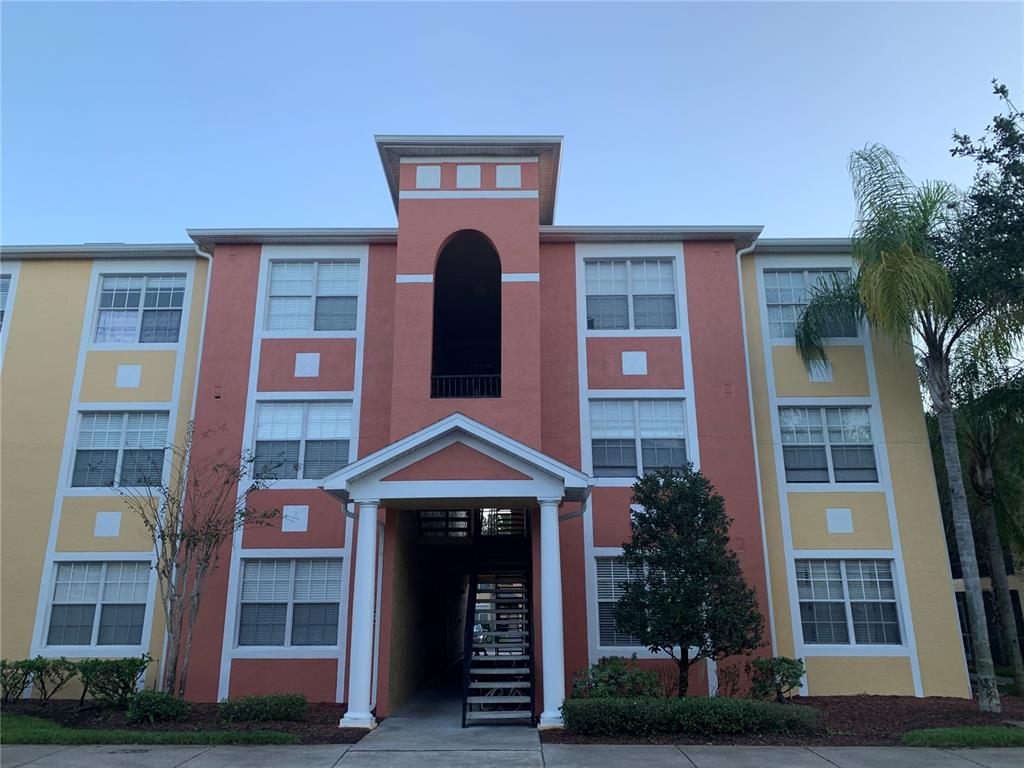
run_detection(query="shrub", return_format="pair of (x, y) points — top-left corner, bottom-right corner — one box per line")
(126, 690), (191, 723)
(561, 696), (821, 737)
(747, 656), (805, 703)
(1, 660), (33, 703)
(218, 693), (308, 722)
(27, 657), (79, 702)
(76, 655), (153, 706)
(570, 656), (662, 699)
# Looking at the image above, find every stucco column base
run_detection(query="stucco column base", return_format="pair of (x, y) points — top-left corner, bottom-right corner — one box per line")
(339, 712), (377, 729)
(538, 712), (564, 729)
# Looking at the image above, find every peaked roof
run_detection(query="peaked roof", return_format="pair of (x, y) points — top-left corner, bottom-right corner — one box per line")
(321, 412), (591, 502)
(375, 135), (563, 225)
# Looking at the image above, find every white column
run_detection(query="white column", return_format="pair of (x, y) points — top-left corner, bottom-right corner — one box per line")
(339, 499), (379, 729)
(538, 497), (566, 728)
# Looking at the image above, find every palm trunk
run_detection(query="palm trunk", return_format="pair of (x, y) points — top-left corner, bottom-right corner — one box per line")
(980, 492), (1024, 696)
(936, 408), (1000, 711)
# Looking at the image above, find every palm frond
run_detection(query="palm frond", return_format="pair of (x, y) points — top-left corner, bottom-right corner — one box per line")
(858, 242), (953, 343)
(794, 275), (863, 362)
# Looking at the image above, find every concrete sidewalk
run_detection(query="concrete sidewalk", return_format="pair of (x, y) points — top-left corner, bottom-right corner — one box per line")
(4, 744), (1024, 768)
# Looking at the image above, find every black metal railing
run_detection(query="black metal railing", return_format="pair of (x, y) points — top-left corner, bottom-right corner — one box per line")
(431, 374), (501, 399)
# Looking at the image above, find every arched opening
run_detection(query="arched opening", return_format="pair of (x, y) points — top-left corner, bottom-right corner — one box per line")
(431, 231), (501, 398)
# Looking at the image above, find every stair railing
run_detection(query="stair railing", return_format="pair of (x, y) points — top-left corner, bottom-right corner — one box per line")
(461, 572), (479, 728)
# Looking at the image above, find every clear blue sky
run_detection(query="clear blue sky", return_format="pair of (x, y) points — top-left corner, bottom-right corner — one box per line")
(2, 1), (1021, 245)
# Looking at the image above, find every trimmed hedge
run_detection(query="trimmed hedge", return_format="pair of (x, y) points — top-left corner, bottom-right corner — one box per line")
(218, 693), (308, 722)
(561, 696), (821, 737)
(127, 690), (191, 723)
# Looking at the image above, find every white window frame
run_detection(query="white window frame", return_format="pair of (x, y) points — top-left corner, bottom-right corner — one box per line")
(251, 400), (353, 483)
(70, 410), (170, 489)
(595, 555), (646, 650)
(0, 261), (20, 369)
(778, 405), (878, 485)
(91, 273), (188, 346)
(263, 260), (360, 335)
(762, 267), (858, 340)
(43, 559), (153, 651)
(795, 558), (904, 648)
(234, 557), (344, 649)
(583, 258), (679, 332)
(589, 398), (688, 478)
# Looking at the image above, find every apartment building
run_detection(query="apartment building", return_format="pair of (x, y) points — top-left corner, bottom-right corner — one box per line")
(0, 136), (969, 727)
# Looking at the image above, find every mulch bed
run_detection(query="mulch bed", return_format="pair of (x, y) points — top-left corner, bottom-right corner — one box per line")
(7, 700), (366, 744)
(11, 694), (1024, 746)
(541, 694), (1024, 746)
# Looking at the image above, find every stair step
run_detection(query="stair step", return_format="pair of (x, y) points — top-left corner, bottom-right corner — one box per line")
(469, 681), (530, 688)
(477, 631), (528, 637)
(470, 654), (530, 661)
(466, 695), (531, 704)
(474, 609), (527, 615)
(474, 644), (528, 650)
(465, 711), (533, 722)
(471, 667), (530, 674)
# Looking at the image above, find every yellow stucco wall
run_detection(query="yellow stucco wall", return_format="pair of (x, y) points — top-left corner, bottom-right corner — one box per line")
(772, 345), (870, 397)
(1, 256), (205, 690)
(79, 350), (177, 402)
(872, 337), (970, 697)
(788, 492), (892, 550)
(741, 255), (796, 657)
(805, 656), (915, 695)
(1, 260), (91, 658)
(56, 497), (155, 552)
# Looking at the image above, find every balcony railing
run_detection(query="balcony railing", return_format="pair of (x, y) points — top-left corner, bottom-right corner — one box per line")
(431, 374), (501, 399)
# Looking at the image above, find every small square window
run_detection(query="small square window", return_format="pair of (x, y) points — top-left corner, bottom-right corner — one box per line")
(456, 165), (481, 189)
(495, 165), (521, 188)
(415, 165), (441, 189)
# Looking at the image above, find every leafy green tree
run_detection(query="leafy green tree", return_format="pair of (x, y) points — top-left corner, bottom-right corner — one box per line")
(615, 466), (764, 697)
(794, 125), (1024, 710)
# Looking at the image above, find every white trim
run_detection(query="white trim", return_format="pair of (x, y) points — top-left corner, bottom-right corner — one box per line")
(753, 255), (922, 694)
(0, 260), (21, 370)
(395, 274), (433, 284)
(398, 190), (539, 200)
(29, 257), (198, 661)
(399, 155), (539, 164)
(587, 388), (686, 399)
(501, 273), (540, 283)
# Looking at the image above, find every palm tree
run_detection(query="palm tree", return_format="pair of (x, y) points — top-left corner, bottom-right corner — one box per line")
(957, 368), (1024, 695)
(795, 144), (1023, 712)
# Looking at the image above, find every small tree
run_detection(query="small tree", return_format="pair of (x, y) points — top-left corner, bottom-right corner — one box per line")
(115, 422), (279, 698)
(615, 466), (764, 697)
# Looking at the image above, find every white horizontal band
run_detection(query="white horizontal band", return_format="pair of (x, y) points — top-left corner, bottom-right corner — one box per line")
(502, 273), (540, 282)
(400, 156), (538, 164)
(396, 274), (433, 283)
(399, 190), (538, 200)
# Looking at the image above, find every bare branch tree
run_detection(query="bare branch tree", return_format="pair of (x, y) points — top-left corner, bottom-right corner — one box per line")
(114, 421), (281, 698)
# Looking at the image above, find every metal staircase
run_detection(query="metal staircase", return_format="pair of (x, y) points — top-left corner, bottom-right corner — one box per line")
(462, 510), (535, 726)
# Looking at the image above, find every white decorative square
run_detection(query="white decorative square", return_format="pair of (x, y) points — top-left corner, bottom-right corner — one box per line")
(115, 364), (142, 388)
(94, 511), (121, 538)
(621, 351), (648, 376)
(282, 505), (309, 533)
(495, 165), (522, 188)
(826, 507), (854, 534)
(807, 359), (833, 383)
(294, 352), (320, 378)
(456, 165), (481, 189)
(415, 165), (441, 189)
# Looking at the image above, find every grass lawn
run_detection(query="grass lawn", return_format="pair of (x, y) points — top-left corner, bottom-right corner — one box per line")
(902, 725), (1024, 748)
(0, 713), (299, 746)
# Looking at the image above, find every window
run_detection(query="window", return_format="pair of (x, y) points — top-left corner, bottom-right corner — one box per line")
(590, 399), (686, 477)
(584, 259), (677, 330)
(596, 557), (643, 646)
(253, 401), (351, 480)
(779, 406), (877, 483)
(46, 561), (150, 646)
(763, 269), (856, 338)
(72, 411), (169, 487)
(796, 559), (902, 645)
(265, 261), (359, 333)
(0, 273), (10, 330)
(94, 275), (186, 343)
(237, 559), (343, 646)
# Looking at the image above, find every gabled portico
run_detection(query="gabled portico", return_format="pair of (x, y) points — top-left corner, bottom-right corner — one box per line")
(322, 413), (591, 729)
